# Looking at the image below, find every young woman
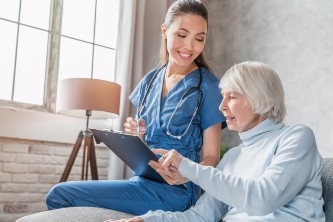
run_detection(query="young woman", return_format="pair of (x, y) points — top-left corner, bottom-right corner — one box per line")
(109, 61), (325, 222)
(46, 0), (226, 215)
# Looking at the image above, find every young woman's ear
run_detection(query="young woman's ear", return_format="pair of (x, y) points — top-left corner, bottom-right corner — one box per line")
(161, 24), (167, 39)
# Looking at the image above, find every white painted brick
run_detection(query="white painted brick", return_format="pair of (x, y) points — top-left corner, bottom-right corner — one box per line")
(53, 146), (72, 156)
(97, 167), (108, 176)
(29, 145), (54, 155)
(54, 146), (85, 158)
(29, 165), (55, 174)
(67, 175), (82, 181)
(0, 138), (113, 220)
(43, 156), (69, 165)
(0, 193), (43, 203)
(68, 166), (84, 175)
(39, 175), (60, 184)
(0, 153), (15, 162)
(99, 175), (108, 180)
(28, 184), (54, 193)
(12, 174), (39, 183)
(2, 143), (29, 153)
(3, 163), (29, 173)
(4, 203), (29, 213)
(55, 165), (87, 177)
(15, 154), (44, 164)
(0, 214), (16, 222)
(27, 202), (47, 213)
(2, 184), (28, 192)
(57, 164), (106, 177)
(95, 147), (110, 159)
(0, 173), (11, 182)
(16, 154), (67, 165)
(55, 166), (67, 174)
(97, 158), (109, 168)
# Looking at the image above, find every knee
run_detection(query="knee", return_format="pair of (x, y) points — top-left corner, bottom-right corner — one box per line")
(45, 183), (68, 210)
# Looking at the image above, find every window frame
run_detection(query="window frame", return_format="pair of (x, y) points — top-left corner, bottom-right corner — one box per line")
(0, 0), (119, 144)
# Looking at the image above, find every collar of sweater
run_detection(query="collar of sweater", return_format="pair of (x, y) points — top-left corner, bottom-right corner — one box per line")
(239, 117), (284, 146)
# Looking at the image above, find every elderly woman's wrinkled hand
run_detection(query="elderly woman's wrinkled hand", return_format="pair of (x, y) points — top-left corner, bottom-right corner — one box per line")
(104, 217), (144, 222)
(149, 149), (189, 185)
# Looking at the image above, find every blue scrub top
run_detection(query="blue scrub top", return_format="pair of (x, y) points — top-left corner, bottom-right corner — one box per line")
(129, 66), (226, 205)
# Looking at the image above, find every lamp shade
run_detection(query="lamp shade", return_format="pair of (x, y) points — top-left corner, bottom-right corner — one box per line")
(56, 78), (121, 119)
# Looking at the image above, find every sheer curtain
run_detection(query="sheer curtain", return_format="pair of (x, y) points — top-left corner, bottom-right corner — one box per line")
(107, 0), (168, 180)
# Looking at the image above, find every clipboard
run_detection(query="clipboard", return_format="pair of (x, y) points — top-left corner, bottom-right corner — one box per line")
(90, 128), (167, 184)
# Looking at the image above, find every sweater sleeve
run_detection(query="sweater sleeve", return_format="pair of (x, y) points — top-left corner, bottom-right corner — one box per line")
(178, 125), (321, 216)
(141, 191), (228, 222)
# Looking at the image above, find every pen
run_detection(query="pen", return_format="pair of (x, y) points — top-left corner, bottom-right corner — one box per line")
(135, 115), (140, 134)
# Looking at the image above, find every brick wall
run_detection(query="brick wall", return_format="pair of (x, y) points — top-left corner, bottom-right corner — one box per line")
(0, 137), (110, 222)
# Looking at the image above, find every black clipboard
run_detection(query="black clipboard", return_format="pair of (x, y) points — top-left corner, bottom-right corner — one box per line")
(90, 128), (167, 184)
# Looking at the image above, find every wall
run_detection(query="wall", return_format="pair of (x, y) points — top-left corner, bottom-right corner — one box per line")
(1, 1), (333, 220)
(0, 137), (109, 222)
(0, 1), (170, 220)
(204, 0), (333, 157)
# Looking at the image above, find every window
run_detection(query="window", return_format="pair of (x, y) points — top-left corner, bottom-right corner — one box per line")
(0, 0), (119, 112)
(59, 0), (119, 83)
(0, 0), (51, 106)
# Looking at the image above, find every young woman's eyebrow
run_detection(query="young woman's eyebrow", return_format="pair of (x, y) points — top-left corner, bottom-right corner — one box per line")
(178, 28), (207, 35)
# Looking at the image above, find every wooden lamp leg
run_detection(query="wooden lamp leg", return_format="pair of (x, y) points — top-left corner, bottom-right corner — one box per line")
(59, 131), (99, 182)
(89, 133), (98, 180)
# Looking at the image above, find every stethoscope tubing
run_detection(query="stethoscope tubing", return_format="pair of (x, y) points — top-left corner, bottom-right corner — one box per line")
(138, 64), (203, 140)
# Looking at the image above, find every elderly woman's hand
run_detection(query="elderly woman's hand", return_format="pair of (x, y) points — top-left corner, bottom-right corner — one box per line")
(104, 217), (144, 222)
(149, 149), (188, 185)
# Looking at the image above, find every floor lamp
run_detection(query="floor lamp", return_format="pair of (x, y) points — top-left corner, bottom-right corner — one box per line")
(56, 78), (121, 182)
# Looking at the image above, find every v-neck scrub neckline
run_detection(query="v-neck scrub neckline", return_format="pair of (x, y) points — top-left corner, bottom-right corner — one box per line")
(129, 66), (226, 205)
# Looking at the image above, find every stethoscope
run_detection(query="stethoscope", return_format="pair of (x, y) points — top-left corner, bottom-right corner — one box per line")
(137, 63), (203, 140)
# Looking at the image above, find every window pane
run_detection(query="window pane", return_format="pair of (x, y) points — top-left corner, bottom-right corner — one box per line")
(20, 0), (51, 30)
(58, 37), (93, 81)
(95, 0), (119, 48)
(0, 20), (17, 100)
(61, 0), (95, 42)
(0, 0), (20, 21)
(93, 46), (115, 82)
(14, 26), (49, 105)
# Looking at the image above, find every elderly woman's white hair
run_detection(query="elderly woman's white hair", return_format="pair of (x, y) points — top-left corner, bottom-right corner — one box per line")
(219, 61), (286, 123)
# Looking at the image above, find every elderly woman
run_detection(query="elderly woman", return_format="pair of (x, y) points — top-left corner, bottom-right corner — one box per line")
(106, 61), (325, 222)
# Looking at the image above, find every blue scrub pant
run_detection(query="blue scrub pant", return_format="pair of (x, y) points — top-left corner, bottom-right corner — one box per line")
(46, 176), (192, 215)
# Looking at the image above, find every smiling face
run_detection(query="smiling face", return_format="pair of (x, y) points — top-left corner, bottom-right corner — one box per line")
(161, 14), (207, 70)
(219, 91), (266, 132)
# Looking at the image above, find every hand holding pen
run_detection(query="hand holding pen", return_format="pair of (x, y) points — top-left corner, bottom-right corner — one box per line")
(124, 117), (146, 140)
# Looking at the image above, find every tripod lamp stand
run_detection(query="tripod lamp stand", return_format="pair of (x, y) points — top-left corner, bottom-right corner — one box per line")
(56, 78), (121, 182)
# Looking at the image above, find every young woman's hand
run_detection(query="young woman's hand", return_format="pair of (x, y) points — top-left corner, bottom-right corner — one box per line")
(149, 149), (188, 185)
(123, 117), (146, 140)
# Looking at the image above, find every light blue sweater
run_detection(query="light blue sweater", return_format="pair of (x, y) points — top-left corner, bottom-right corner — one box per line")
(141, 118), (325, 221)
